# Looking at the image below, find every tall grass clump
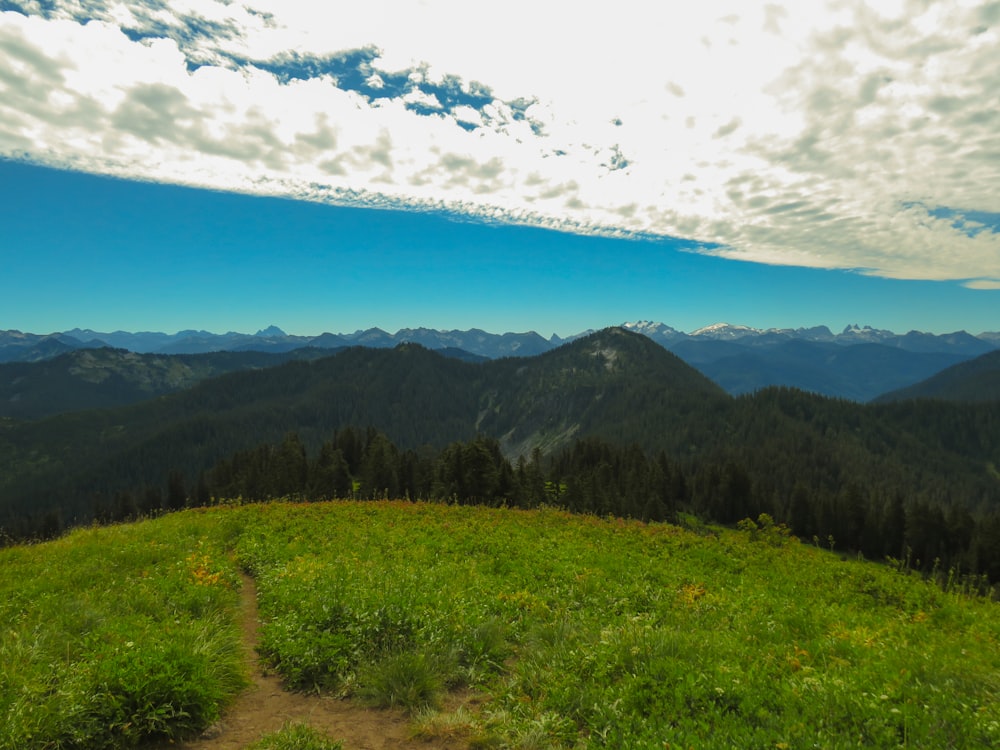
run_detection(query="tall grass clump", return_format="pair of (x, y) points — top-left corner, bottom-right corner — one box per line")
(355, 648), (445, 711)
(247, 722), (343, 750)
(0, 511), (246, 749)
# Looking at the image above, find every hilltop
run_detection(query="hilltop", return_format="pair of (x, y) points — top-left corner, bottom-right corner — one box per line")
(2, 501), (998, 749)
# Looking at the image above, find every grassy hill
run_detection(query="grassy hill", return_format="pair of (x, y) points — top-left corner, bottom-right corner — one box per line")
(2, 501), (998, 749)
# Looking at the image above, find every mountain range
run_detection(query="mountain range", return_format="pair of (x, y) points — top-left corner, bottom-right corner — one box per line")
(3, 320), (997, 360)
(0, 329), (723, 519)
(2, 321), (997, 403)
(0, 325), (564, 361)
(2, 328), (998, 559)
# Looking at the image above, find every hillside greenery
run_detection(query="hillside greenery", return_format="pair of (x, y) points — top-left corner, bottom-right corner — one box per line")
(0, 510), (246, 748)
(2, 329), (999, 584)
(7, 420), (1000, 583)
(0, 330), (724, 524)
(2, 501), (998, 749)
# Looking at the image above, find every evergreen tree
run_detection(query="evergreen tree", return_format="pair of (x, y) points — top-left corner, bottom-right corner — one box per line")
(271, 432), (308, 497)
(310, 442), (352, 499)
(359, 433), (399, 499)
(167, 470), (187, 511)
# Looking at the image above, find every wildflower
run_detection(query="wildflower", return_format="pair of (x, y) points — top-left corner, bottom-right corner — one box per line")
(679, 582), (706, 606)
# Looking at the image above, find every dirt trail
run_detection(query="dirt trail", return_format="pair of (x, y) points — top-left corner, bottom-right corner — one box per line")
(160, 575), (469, 750)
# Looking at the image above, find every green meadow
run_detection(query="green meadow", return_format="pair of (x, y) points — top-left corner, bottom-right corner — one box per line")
(0, 509), (246, 748)
(2, 500), (998, 749)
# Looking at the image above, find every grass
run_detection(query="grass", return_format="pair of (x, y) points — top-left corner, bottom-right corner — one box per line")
(247, 723), (343, 750)
(2, 500), (999, 748)
(235, 501), (1000, 748)
(355, 649), (445, 711)
(0, 510), (246, 749)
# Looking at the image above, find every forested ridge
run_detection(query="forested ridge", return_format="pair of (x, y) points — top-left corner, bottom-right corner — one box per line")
(875, 349), (1000, 403)
(3, 328), (999, 584)
(0, 346), (340, 419)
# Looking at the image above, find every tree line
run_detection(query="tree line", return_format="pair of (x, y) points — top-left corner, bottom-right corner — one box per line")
(10, 426), (996, 588)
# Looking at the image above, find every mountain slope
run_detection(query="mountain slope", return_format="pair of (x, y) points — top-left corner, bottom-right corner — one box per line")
(687, 340), (970, 401)
(478, 326), (727, 455)
(0, 330), (98, 363)
(0, 329), (726, 520)
(874, 350), (1000, 403)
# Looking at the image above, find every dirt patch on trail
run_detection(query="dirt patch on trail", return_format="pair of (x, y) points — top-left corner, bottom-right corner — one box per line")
(157, 575), (472, 750)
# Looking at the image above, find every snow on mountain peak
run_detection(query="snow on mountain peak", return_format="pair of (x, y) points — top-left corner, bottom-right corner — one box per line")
(623, 320), (678, 335)
(690, 322), (761, 339)
(839, 324), (894, 341)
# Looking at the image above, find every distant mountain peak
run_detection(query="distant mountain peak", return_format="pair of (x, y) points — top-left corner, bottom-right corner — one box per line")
(255, 325), (287, 338)
(838, 324), (895, 343)
(690, 322), (761, 339)
(841, 323), (891, 334)
(623, 320), (679, 335)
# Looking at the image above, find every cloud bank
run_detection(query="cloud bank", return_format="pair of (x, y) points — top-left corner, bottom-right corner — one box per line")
(1, 0), (998, 286)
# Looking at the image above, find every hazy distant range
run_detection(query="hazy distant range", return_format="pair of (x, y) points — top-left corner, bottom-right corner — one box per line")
(2, 320), (998, 403)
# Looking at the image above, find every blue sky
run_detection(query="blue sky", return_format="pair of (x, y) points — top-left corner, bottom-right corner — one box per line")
(4, 159), (997, 337)
(1, 1), (998, 337)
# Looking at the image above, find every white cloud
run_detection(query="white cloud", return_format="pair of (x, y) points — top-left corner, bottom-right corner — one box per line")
(1, 0), (999, 285)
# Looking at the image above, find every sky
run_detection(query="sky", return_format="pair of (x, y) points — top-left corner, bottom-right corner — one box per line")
(1, 1), (999, 338)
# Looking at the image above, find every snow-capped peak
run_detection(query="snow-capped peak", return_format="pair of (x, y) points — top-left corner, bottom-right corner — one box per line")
(622, 320), (679, 335)
(839, 324), (894, 342)
(689, 322), (762, 339)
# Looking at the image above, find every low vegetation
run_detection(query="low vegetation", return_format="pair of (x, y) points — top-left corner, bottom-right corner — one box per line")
(2, 500), (998, 748)
(0, 511), (246, 749)
(246, 723), (343, 750)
